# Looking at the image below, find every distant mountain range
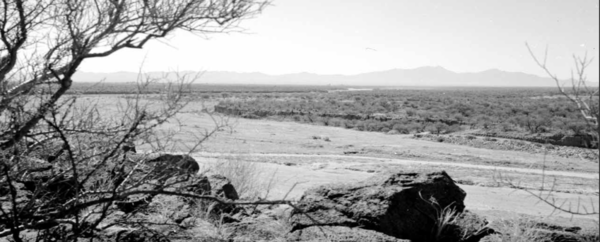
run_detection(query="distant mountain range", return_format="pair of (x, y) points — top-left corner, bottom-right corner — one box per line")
(73, 66), (599, 87)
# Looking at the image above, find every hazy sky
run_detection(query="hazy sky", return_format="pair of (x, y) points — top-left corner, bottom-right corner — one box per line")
(79, 0), (599, 80)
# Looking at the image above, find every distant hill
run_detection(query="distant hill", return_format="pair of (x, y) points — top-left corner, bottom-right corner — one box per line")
(73, 66), (600, 87)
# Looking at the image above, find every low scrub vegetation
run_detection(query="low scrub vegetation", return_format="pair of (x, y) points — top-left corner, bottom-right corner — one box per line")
(214, 88), (598, 148)
(59, 82), (341, 95)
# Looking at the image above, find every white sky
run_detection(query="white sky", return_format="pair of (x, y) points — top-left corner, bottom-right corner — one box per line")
(79, 0), (600, 80)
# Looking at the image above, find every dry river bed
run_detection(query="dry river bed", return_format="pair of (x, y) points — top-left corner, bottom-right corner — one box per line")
(133, 101), (600, 229)
(191, 152), (599, 229)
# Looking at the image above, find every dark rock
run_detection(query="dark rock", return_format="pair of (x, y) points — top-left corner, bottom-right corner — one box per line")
(115, 195), (155, 214)
(189, 174), (239, 200)
(461, 227), (497, 242)
(0, 182), (17, 197)
(290, 171), (466, 242)
(188, 175), (211, 195)
(488, 221), (591, 242)
(185, 174), (241, 222)
(534, 222), (581, 233)
(146, 154), (199, 177)
(122, 143), (137, 153)
(288, 226), (410, 242)
(208, 174), (239, 200)
(115, 230), (170, 242)
(516, 228), (586, 242)
(173, 212), (192, 224)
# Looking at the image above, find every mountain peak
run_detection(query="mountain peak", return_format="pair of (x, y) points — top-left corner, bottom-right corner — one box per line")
(74, 67), (598, 87)
(411, 65), (451, 72)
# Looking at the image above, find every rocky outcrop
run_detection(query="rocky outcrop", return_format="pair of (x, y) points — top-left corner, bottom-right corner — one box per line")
(114, 154), (200, 214)
(289, 171), (466, 242)
(114, 173), (239, 215)
(146, 154), (200, 177)
(289, 226), (411, 242)
(115, 229), (170, 242)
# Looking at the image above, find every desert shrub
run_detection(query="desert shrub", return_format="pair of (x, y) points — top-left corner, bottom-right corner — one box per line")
(344, 119), (357, 129)
(292, 115), (303, 122)
(311, 116), (324, 125)
(300, 115), (313, 123)
(500, 122), (515, 132)
(484, 137), (497, 142)
(212, 87), (598, 151)
(354, 121), (366, 131)
(425, 122), (448, 135)
(241, 112), (260, 119)
(366, 121), (384, 132)
(445, 124), (462, 134)
(392, 123), (411, 134)
(567, 121), (589, 135)
(328, 118), (344, 127)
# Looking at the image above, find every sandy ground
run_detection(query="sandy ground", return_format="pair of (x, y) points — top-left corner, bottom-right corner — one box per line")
(193, 154), (599, 223)
(179, 111), (599, 228)
(89, 96), (600, 227)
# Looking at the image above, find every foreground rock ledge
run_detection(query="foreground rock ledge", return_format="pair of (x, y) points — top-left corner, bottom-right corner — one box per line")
(289, 171), (466, 242)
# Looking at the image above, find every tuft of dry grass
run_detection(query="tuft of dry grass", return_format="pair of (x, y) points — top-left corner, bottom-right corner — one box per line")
(203, 154), (270, 200)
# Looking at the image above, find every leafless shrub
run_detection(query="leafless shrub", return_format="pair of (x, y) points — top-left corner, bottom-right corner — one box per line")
(493, 45), (600, 220)
(526, 43), (599, 147)
(0, 0), (271, 240)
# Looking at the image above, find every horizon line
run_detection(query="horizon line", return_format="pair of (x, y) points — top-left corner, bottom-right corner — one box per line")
(76, 66), (600, 81)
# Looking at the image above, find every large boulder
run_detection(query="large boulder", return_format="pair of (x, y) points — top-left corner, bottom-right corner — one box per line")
(113, 154), (201, 214)
(289, 171), (466, 242)
(145, 154), (199, 177)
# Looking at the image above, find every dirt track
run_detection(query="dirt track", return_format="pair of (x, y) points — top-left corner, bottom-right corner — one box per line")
(197, 152), (599, 179)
